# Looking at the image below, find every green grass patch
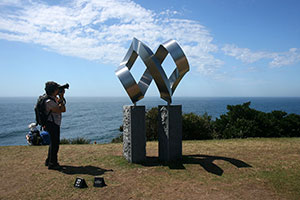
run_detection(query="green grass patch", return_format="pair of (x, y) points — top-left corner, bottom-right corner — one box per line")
(1, 138), (300, 200)
(259, 167), (300, 200)
(100, 155), (142, 169)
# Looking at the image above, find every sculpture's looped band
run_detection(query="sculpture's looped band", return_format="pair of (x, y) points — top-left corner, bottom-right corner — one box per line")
(115, 38), (189, 104)
(155, 39), (190, 99)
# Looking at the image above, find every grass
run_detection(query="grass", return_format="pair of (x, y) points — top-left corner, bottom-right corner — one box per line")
(0, 138), (300, 200)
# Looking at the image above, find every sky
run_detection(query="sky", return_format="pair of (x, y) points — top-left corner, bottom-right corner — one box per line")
(0, 0), (300, 97)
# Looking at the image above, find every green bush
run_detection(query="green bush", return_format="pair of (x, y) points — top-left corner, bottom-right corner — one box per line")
(60, 138), (71, 144)
(282, 114), (300, 137)
(146, 107), (159, 141)
(214, 102), (300, 139)
(145, 108), (216, 140)
(71, 137), (91, 144)
(113, 107), (159, 143)
(111, 134), (123, 143)
(214, 102), (262, 138)
(60, 137), (91, 145)
(182, 112), (215, 140)
(112, 102), (300, 143)
(113, 107), (216, 142)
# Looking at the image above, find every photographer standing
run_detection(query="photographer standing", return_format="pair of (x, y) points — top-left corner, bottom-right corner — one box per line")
(44, 81), (67, 170)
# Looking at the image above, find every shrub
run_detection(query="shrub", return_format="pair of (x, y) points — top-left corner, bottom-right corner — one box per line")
(60, 137), (91, 145)
(182, 112), (214, 140)
(112, 102), (300, 142)
(282, 114), (300, 137)
(71, 137), (91, 144)
(146, 107), (159, 141)
(214, 102), (300, 139)
(112, 107), (215, 142)
(214, 102), (266, 138)
(113, 107), (159, 142)
(111, 134), (123, 143)
(60, 138), (70, 144)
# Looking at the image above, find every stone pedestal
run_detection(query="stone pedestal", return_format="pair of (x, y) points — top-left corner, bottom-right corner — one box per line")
(158, 105), (182, 162)
(123, 105), (146, 163)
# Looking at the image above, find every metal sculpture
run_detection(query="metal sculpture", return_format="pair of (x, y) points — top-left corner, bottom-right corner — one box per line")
(115, 38), (189, 104)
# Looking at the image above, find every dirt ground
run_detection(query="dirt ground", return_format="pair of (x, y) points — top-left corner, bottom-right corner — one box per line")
(0, 138), (300, 200)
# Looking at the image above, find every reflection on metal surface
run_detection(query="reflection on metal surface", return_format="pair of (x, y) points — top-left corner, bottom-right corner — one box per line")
(115, 38), (189, 104)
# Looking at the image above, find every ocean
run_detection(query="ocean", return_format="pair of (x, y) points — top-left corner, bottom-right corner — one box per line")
(0, 97), (300, 146)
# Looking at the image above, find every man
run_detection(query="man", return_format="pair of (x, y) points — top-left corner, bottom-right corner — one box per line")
(44, 81), (66, 170)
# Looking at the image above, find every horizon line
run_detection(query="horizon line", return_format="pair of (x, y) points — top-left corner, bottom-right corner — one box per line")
(0, 96), (300, 98)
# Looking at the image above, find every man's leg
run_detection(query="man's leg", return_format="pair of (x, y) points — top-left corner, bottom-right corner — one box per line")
(45, 122), (54, 166)
(51, 124), (60, 165)
(46, 122), (61, 169)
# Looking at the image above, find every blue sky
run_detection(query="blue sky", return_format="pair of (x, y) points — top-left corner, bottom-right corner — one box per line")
(0, 0), (299, 97)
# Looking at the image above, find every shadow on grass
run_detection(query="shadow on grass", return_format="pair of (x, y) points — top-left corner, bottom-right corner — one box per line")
(60, 165), (113, 176)
(143, 154), (252, 176)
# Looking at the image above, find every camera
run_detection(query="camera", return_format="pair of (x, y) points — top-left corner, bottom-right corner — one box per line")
(58, 83), (69, 93)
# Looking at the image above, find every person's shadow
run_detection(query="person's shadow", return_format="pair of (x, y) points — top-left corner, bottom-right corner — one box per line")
(143, 154), (252, 176)
(59, 165), (113, 176)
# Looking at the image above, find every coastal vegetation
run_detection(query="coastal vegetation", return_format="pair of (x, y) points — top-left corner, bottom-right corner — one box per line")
(113, 102), (300, 143)
(60, 137), (91, 144)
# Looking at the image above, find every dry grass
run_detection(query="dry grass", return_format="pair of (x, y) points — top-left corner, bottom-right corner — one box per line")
(0, 138), (300, 200)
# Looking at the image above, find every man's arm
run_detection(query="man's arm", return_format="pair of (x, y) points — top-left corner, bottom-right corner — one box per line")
(51, 101), (66, 113)
(50, 92), (66, 113)
(50, 102), (66, 113)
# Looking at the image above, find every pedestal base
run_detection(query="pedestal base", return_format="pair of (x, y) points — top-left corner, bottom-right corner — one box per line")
(158, 105), (182, 162)
(123, 105), (146, 163)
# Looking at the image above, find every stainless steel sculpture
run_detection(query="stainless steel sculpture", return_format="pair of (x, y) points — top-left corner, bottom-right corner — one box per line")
(115, 38), (189, 104)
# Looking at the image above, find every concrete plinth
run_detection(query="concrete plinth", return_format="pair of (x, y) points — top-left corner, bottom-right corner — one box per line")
(123, 105), (146, 163)
(158, 105), (182, 162)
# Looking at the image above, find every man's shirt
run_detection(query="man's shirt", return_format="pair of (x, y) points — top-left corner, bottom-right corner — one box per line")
(45, 97), (62, 126)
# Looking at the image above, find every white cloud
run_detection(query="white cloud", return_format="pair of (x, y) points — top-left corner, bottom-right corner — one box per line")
(269, 48), (300, 67)
(159, 9), (180, 17)
(0, 0), (22, 6)
(222, 44), (300, 67)
(0, 0), (222, 75)
(222, 44), (270, 63)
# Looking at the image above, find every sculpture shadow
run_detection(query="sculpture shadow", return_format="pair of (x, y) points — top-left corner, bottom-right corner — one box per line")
(142, 154), (252, 176)
(142, 156), (186, 170)
(60, 165), (113, 176)
(183, 154), (252, 176)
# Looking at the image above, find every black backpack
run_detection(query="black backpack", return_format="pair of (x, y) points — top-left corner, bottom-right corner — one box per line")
(31, 130), (42, 145)
(34, 94), (52, 127)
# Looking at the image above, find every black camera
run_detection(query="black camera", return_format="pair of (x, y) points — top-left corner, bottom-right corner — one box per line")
(58, 83), (69, 93)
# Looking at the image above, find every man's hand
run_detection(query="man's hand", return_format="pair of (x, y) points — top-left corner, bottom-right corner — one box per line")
(59, 89), (65, 98)
(50, 89), (66, 113)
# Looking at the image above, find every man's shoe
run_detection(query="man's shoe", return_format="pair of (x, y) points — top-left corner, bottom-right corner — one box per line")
(48, 164), (62, 171)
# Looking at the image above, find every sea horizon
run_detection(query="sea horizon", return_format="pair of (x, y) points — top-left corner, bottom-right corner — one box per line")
(1, 96), (300, 146)
(1, 96), (300, 98)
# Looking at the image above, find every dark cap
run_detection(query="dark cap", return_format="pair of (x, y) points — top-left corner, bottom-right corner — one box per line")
(45, 81), (60, 95)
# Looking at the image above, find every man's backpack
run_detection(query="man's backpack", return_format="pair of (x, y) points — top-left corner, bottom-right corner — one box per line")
(34, 94), (52, 127)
